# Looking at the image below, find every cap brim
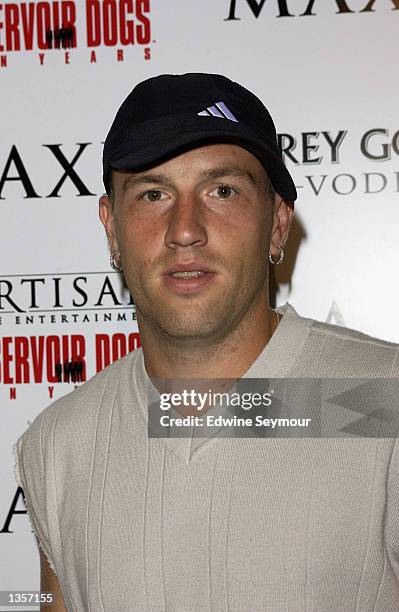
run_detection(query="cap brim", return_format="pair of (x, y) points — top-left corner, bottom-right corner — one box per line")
(105, 122), (297, 202)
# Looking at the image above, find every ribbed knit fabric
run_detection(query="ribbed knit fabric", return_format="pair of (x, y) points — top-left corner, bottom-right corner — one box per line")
(13, 303), (399, 611)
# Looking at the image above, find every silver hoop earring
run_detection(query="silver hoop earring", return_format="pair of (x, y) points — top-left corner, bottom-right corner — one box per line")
(268, 246), (284, 265)
(110, 251), (122, 272)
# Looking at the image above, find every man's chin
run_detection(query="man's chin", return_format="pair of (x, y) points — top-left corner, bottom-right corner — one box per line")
(158, 320), (223, 342)
(150, 309), (232, 344)
(136, 288), (237, 341)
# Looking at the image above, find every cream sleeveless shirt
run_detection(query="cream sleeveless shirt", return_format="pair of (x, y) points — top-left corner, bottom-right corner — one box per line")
(14, 304), (399, 611)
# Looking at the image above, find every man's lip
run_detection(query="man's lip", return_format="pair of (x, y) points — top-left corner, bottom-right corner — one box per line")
(164, 264), (213, 275)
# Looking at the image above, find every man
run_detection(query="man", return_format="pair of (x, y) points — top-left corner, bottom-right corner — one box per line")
(14, 73), (399, 611)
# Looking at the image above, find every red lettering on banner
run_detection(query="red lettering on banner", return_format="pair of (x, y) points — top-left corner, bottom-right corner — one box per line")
(0, 0), (151, 54)
(61, 1), (76, 45)
(0, 335), (86, 384)
(52, 0), (61, 31)
(46, 336), (60, 383)
(112, 333), (127, 360)
(120, 0), (133, 44)
(0, 4), (4, 51)
(72, 335), (86, 380)
(95, 332), (141, 372)
(103, 0), (118, 45)
(96, 334), (110, 371)
(136, 0), (151, 44)
(31, 336), (45, 382)
(65, 50), (69, 62)
(20, 3), (35, 50)
(0, 54), (6, 66)
(90, 49), (96, 61)
(0, 1), (76, 52)
(48, 386), (54, 398)
(39, 52), (45, 64)
(117, 48), (123, 60)
(15, 337), (29, 384)
(2, 337), (13, 384)
(5, 4), (20, 51)
(37, 2), (51, 50)
(86, 0), (101, 47)
(86, 0), (150, 47)
(10, 387), (16, 400)
(128, 333), (141, 351)
(144, 46), (150, 59)
(0, 0), (166, 55)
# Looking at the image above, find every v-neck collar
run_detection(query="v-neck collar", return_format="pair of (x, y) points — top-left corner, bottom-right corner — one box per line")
(132, 303), (313, 464)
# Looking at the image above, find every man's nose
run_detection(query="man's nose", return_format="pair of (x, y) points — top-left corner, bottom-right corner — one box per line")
(164, 193), (208, 249)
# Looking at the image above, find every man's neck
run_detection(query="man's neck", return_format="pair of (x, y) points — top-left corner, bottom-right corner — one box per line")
(138, 300), (279, 381)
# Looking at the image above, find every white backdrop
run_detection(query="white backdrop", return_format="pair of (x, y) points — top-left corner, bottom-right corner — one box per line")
(1, 0), (399, 605)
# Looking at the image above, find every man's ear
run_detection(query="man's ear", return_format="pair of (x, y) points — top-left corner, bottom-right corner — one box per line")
(99, 195), (119, 253)
(269, 194), (294, 258)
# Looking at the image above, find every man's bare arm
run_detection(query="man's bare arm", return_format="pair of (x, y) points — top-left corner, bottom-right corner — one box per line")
(39, 548), (67, 611)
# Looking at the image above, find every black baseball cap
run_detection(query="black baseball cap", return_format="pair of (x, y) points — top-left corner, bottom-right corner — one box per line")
(103, 73), (297, 202)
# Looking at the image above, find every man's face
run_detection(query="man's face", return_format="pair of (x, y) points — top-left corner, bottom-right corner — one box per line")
(100, 144), (284, 343)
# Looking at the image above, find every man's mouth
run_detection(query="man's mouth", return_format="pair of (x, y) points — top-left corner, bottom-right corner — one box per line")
(163, 265), (214, 294)
(170, 270), (206, 279)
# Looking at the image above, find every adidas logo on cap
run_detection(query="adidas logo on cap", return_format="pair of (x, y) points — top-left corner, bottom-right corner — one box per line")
(197, 101), (238, 123)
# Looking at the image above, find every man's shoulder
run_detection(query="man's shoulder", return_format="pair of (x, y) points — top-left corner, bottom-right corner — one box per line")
(310, 316), (398, 350)
(304, 314), (399, 377)
(17, 348), (143, 449)
(278, 304), (398, 377)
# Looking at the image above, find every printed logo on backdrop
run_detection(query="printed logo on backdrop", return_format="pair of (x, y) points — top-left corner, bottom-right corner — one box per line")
(225, 0), (399, 20)
(0, 0), (153, 69)
(278, 128), (399, 197)
(0, 272), (141, 401)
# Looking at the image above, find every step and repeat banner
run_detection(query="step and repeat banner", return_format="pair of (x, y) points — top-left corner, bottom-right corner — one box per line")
(1, 0), (399, 601)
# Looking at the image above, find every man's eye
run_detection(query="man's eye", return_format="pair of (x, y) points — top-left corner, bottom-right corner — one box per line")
(210, 185), (237, 199)
(141, 190), (165, 203)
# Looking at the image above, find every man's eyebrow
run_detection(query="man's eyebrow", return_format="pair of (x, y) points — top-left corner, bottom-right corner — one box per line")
(200, 167), (258, 186)
(122, 173), (172, 192)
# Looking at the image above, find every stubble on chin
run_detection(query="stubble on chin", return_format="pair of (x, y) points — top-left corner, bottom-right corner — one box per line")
(138, 280), (257, 347)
